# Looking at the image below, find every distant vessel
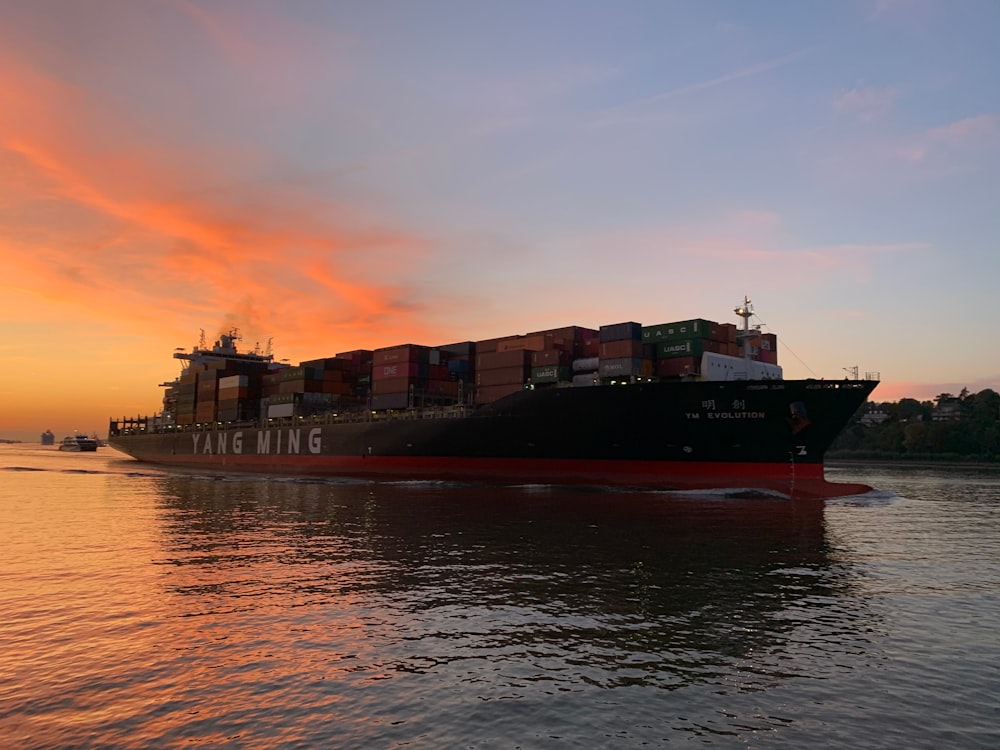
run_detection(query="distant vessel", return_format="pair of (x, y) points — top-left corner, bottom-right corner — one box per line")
(41, 429), (55, 446)
(60, 434), (99, 452)
(109, 300), (879, 499)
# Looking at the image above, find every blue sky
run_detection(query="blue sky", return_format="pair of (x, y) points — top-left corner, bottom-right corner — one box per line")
(1, 0), (998, 437)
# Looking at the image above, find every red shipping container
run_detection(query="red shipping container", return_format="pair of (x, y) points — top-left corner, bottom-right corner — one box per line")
(424, 379), (462, 397)
(372, 377), (416, 394)
(531, 349), (572, 367)
(655, 357), (700, 377)
(373, 361), (424, 380)
(474, 337), (501, 354)
(373, 345), (437, 367)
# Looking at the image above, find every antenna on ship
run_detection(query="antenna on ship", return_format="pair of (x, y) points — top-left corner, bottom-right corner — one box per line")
(843, 366), (859, 380)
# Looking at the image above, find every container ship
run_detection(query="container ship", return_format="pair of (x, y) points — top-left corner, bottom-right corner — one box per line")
(109, 298), (879, 499)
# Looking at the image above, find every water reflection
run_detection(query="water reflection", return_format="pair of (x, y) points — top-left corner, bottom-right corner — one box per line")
(151, 477), (873, 694)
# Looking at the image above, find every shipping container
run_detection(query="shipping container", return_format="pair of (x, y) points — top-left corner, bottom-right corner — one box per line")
(497, 333), (551, 352)
(474, 337), (501, 354)
(737, 333), (778, 363)
(437, 341), (476, 357)
(655, 356), (700, 377)
(372, 377), (416, 394)
(531, 349), (572, 367)
(599, 357), (643, 378)
(300, 356), (355, 371)
(477, 349), (531, 370)
(373, 344), (440, 367)
(218, 374), (249, 390)
(476, 366), (527, 387)
(335, 349), (374, 368)
(373, 361), (427, 381)
(599, 339), (644, 360)
(423, 379), (462, 398)
(447, 358), (472, 376)
(265, 392), (299, 405)
(530, 365), (571, 384)
(642, 319), (722, 343)
(195, 404), (216, 422)
(571, 373), (599, 387)
(267, 403), (296, 419)
(278, 378), (327, 395)
(572, 356), (600, 372)
(279, 366), (324, 382)
(577, 335), (600, 358)
(599, 321), (641, 343)
(656, 338), (726, 359)
(217, 385), (251, 401)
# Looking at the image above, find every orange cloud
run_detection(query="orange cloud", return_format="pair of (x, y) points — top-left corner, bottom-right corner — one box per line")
(0, 28), (440, 366)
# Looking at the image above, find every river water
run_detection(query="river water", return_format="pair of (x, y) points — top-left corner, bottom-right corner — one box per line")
(1, 445), (998, 748)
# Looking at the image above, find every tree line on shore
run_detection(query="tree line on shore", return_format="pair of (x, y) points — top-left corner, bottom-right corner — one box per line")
(830, 388), (1000, 461)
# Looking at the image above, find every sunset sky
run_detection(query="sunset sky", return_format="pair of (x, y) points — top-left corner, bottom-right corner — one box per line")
(2, 0), (998, 441)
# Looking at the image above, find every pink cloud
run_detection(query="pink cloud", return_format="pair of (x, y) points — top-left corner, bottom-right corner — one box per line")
(833, 85), (897, 121)
(895, 114), (1000, 164)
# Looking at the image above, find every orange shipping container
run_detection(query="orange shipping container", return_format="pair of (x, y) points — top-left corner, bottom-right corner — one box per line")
(600, 339), (644, 359)
(497, 333), (551, 352)
(476, 366), (527, 387)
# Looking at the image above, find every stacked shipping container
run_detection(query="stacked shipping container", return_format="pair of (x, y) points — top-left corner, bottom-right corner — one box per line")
(598, 321), (646, 382)
(642, 319), (740, 379)
(165, 317), (777, 423)
(370, 344), (460, 410)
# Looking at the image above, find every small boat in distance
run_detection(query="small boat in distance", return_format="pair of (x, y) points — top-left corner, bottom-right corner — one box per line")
(60, 434), (99, 452)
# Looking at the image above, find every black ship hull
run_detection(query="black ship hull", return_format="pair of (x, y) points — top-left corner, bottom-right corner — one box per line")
(110, 379), (877, 499)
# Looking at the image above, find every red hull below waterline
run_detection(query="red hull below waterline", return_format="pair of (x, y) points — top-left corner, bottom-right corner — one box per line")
(108, 450), (873, 500)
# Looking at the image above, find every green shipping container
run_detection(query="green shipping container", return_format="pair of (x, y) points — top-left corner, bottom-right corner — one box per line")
(530, 365), (570, 384)
(643, 319), (717, 343)
(657, 339), (704, 358)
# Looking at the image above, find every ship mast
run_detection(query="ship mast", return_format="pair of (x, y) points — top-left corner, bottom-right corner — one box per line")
(734, 296), (757, 362)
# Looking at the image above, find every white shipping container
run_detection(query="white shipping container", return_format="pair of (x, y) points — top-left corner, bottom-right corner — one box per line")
(267, 403), (296, 418)
(700, 352), (783, 381)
